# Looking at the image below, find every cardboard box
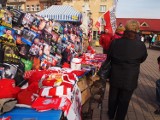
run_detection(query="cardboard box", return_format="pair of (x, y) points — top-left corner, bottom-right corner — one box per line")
(81, 88), (91, 105)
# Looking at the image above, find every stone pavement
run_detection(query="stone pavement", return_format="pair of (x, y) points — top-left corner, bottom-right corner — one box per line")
(86, 44), (160, 120)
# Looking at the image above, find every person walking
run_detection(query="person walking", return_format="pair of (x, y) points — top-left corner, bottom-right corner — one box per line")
(99, 29), (112, 54)
(107, 20), (148, 120)
(148, 34), (153, 48)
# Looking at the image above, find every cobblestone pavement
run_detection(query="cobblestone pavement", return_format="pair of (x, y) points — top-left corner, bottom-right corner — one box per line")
(90, 44), (160, 120)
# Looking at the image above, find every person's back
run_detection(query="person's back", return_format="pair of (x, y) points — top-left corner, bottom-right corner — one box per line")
(107, 20), (148, 120)
(110, 35), (147, 90)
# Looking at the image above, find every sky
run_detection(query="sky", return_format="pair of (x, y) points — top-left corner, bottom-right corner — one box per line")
(116, 0), (160, 19)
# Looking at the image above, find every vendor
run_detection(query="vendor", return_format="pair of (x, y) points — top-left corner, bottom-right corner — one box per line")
(61, 43), (72, 66)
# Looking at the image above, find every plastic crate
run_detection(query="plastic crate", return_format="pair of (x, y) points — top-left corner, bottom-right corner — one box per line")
(0, 107), (62, 120)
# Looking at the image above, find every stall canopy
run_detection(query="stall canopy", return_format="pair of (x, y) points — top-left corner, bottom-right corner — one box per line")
(37, 5), (82, 22)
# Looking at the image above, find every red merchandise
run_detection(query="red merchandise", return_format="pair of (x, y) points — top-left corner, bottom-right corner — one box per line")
(71, 70), (85, 77)
(87, 46), (96, 54)
(42, 79), (58, 87)
(0, 79), (20, 98)
(59, 97), (72, 116)
(39, 85), (72, 97)
(60, 81), (73, 89)
(62, 62), (70, 68)
(32, 97), (62, 111)
(28, 70), (58, 84)
(27, 82), (39, 94)
(17, 90), (38, 105)
(42, 73), (62, 87)
(23, 70), (37, 80)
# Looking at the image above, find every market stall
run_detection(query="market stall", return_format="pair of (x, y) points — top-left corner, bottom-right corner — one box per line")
(0, 6), (106, 120)
(37, 5), (82, 23)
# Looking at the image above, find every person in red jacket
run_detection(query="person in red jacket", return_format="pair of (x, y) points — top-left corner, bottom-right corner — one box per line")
(99, 29), (112, 54)
(112, 24), (125, 40)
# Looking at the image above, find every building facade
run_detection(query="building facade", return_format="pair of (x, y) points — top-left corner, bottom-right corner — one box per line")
(62, 0), (115, 40)
(117, 18), (160, 40)
(39, 0), (62, 10)
(62, 0), (114, 31)
(7, 0), (62, 13)
(7, 0), (26, 11)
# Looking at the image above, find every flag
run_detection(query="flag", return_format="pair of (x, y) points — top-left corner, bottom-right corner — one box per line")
(95, 5), (117, 35)
(95, 16), (106, 33)
(104, 6), (117, 35)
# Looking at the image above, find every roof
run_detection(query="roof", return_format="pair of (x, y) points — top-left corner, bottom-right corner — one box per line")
(116, 18), (160, 32)
(37, 5), (82, 22)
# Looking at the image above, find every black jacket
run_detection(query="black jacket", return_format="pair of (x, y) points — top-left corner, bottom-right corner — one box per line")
(108, 31), (148, 90)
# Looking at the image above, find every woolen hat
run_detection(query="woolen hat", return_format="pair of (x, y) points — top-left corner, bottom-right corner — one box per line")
(116, 25), (125, 33)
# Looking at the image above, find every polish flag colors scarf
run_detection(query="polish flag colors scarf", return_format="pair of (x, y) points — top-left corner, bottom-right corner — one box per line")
(39, 85), (72, 97)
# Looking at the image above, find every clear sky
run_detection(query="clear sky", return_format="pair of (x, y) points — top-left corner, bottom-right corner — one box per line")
(116, 0), (160, 19)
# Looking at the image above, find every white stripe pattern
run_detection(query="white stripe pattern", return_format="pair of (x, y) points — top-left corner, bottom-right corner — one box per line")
(37, 5), (82, 22)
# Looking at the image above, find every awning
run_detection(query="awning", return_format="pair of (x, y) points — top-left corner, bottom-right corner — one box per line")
(37, 5), (82, 22)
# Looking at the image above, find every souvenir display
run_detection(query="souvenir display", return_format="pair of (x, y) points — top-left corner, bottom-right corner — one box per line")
(0, 7), (104, 120)
(11, 9), (24, 27)
(0, 9), (12, 28)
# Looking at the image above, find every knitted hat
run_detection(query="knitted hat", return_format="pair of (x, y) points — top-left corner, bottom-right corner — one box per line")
(125, 20), (140, 32)
(116, 25), (125, 33)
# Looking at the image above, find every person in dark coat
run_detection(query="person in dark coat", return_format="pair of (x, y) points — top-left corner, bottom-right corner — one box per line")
(107, 20), (148, 120)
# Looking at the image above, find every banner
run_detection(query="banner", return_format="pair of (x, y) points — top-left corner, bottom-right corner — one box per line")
(95, 6), (117, 35)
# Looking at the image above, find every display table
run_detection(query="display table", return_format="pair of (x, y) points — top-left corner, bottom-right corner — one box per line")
(0, 107), (62, 120)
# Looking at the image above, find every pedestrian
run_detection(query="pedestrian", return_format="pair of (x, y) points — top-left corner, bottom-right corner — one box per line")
(151, 34), (157, 44)
(107, 20), (148, 120)
(148, 34), (153, 48)
(112, 23), (125, 40)
(99, 29), (112, 54)
(154, 56), (160, 115)
(141, 34), (145, 42)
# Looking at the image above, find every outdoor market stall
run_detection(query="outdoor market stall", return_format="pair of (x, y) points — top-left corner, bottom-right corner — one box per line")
(37, 5), (82, 23)
(0, 6), (106, 120)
